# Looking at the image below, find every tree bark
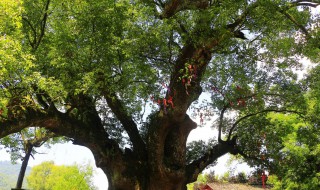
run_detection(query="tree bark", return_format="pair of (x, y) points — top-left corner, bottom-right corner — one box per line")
(88, 135), (238, 190)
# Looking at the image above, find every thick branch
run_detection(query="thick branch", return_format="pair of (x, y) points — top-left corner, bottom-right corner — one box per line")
(186, 138), (239, 183)
(31, 131), (57, 147)
(278, 9), (309, 36)
(291, 1), (320, 8)
(0, 110), (47, 139)
(103, 91), (146, 156)
(161, 0), (211, 19)
(168, 42), (205, 121)
(0, 107), (122, 164)
(218, 106), (228, 143)
(166, 2), (259, 121)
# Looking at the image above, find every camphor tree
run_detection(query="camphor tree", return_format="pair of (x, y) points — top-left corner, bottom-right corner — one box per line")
(0, 0), (319, 189)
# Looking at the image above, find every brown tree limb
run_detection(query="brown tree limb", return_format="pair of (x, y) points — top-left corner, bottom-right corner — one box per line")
(160, 0), (211, 19)
(0, 106), (122, 164)
(278, 9), (309, 36)
(218, 106), (228, 143)
(165, 2), (259, 120)
(185, 138), (240, 183)
(291, 1), (320, 8)
(1, 92), (128, 187)
(103, 91), (146, 156)
(0, 111), (46, 139)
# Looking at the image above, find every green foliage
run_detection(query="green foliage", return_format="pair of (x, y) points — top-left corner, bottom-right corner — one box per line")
(220, 171), (232, 183)
(267, 102), (320, 189)
(187, 173), (209, 190)
(0, 0), (317, 143)
(235, 172), (248, 184)
(217, 171), (250, 184)
(186, 139), (217, 165)
(27, 161), (96, 190)
(241, 98), (320, 189)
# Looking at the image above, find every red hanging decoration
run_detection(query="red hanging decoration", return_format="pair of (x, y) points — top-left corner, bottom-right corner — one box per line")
(167, 96), (174, 108)
(163, 98), (167, 107)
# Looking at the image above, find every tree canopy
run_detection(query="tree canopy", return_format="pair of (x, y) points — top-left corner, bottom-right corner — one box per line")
(0, 0), (319, 189)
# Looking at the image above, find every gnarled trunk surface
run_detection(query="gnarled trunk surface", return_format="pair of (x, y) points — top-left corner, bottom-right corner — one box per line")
(77, 112), (239, 190)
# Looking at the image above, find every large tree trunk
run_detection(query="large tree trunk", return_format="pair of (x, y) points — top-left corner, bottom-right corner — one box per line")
(83, 113), (238, 190)
(92, 141), (236, 190)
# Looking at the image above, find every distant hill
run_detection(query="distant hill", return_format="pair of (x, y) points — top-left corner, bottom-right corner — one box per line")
(0, 161), (31, 190)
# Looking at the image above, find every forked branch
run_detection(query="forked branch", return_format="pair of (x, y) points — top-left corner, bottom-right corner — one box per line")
(103, 91), (146, 156)
(186, 137), (241, 183)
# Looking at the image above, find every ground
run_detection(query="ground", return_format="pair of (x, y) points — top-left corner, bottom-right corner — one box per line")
(205, 183), (271, 190)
